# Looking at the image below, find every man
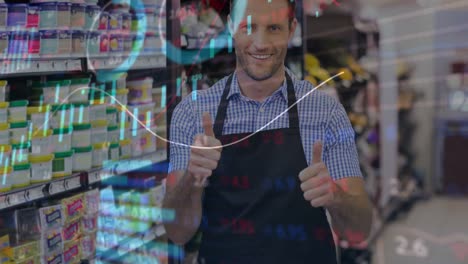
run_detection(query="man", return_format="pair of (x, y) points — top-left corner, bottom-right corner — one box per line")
(163, 0), (373, 263)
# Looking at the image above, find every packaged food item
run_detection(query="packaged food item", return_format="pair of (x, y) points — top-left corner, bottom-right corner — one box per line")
(11, 163), (31, 188)
(68, 78), (90, 103)
(0, 102), (8, 123)
(0, 124), (8, 145)
(9, 121), (29, 144)
(57, 30), (71, 55)
(108, 11), (122, 31)
(8, 100), (29, 122)
(52, 127), (72, 153)
(39, 3), (57, 29)
(121, 12), (131, 32)
(80, 234), (95, 260)
(155, 126), (166, 150)
(91, 142), (108, 168)
(4, 241), (39, 261)
(0, 32), (8, 57)
(57, 3), (71, 29)
(127, 102), (155, 128)
(108, 142), (119, 161)
(7, 5), (28, 28)
(71, 146), (92, 172)
(98, 11), (108, 30)
(39, 30), (58, 55)
(81, 214), (97, 233)
(30, 129), (53, 154)
(0, 166), (12, 192)
(70, 4), (85, 29)
(63, 240), (80, 264)
(70, 103), (90, 125)
(33, 81), (71, 105)
(84, 5), (99, 31)
(108, 33), (122, 53)
(89, 103), (106, 124)
(0, 5), (7, 29)
(84, 189), (99, 214)
(40, 228), (63, 255)
(85, 31), (100, 55)
(0, 144), (11, 166)
(90, 120), (107, 144)
(88, 83), (105, 104)
(106, 89), (128, 106)
(13, 255), (40, 264)
(28, 29), (40, 55)
(8, 31), (29, 55)
(62, 218), (81, 242)
(29, 154), (53, 183)
(0, 80), (7, 102)
(27, 106), (51, 130)
(27, 5), (39, 29)
(71, 123), (91, 148)
(11, 142), (30, 165)
(119, 139), (131, 159)
(127, 77), (153, 104)
(106, 107), (117, 126)
(130, 128), (144, 157)
(42, 251), (63, 264)
(142, 126), (157, 154)
(38, 205), (63, 230)
(52, 150), (73, 178)
(61, 193), (84, 221)
(71, 30), (85, 57)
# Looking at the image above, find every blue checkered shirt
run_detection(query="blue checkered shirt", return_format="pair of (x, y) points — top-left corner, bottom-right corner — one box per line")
(169, 69), (362, 180)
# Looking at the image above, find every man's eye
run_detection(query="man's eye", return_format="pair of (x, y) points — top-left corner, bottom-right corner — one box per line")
(269, 25), (281, 31)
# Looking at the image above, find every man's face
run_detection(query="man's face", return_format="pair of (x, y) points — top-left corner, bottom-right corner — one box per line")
(230, 0), (297, 81)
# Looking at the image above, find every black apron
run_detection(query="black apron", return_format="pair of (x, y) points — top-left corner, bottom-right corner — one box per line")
(197, 72), (337, 264)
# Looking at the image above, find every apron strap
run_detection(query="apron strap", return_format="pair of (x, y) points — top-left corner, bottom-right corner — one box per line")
(213, 72), (300, 138)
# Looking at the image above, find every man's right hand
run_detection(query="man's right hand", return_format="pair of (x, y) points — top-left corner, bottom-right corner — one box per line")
(189, 112), (222, 187)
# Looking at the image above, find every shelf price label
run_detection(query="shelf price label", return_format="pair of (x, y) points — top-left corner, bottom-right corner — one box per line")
(64, 176), (81, 190)
(48, 181), (65, 195)
(88, 170), (101, 184)
(25, 186), (45, 201)
(6, 191), (26, 207)
(0, 195), (7, 210)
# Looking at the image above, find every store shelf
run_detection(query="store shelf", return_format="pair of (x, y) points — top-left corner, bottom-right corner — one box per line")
(88, 54), (167, 71)
(0, 58), (83, 76)
(0, 150), (167, 212)
(0, 173), (84, 211)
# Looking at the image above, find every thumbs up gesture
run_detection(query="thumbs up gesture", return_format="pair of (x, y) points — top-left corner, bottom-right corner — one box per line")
(299, 141), (338, 208)
(190, 112), (222, 187)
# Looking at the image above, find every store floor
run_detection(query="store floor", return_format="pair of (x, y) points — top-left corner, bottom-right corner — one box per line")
(372, 196), (468, 264)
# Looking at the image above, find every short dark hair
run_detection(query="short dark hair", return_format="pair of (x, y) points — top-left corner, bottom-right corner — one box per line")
(229, 0), (296, 25)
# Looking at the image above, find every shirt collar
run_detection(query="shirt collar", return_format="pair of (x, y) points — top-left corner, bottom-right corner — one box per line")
(227, 71), (290, 102)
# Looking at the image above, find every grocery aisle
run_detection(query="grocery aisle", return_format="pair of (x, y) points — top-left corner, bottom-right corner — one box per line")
(373, 196), (468, 264)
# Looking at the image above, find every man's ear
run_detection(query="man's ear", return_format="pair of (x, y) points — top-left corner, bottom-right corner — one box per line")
(288, 17), (298, 41)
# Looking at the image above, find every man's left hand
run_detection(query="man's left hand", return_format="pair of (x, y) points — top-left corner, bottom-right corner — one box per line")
(299, 141), (342, 208)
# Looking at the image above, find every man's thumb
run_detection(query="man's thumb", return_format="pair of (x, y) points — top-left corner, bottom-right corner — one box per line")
(312, 141), (323, 164)
(202, 112), (215, 137)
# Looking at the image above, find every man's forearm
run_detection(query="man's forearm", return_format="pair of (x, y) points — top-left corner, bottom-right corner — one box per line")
(326, 186), (373, 245)
(163, 171), (204, 245)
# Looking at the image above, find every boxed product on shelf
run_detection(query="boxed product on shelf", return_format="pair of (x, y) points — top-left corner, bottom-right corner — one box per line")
(52, 150), (73, 178)
(38, 30), (59, 56)
(7, 5), (28, 29)
(49, 104), (72, 128)
(71, 146), (92, 172)
(0, 166), (12, 192)
(8, 100), (28, 122)
(29, 154), (53, 183)
(29, 30), (40, 55)
(90, 120), (108, 144)
(62, 218), (81, 242)
(38, 205), (64, 231)
(127, 77), (153, 104)
(8, 31), (29, 55)
(82, 214), (97, 234)
(2, 241), (39, 262)
(30, 129), (53, 154)
(11, 142), (30, 165)
(119, 139), (131, 159)
(70, 4), (85, 30)
(0, 144), (11, 166)
(42, 250), (63, 264)
(61, 193), (85, 223)
(83, 189), (100, 215)
(89, 102), (107, 123)
(27, 106), (51, 130)
(57, 3), (71, 30)
(127, 102), (155, 129)
(91, 142), (109, 168)
(0, 103), (7, 123)
(68, 78), (90, 103)
(98, 11), (108, 30)
(141, 126), (156, 154)
(0, 81), (8, 102)
(108, 142), (119, 161)
(11, 163), (31, 189)
(71, 30), (85, 57)
(63, 239), (80, 264)
(0, 125), (7, 144)
(40, 227), (63, 255)
(106, 88), (128, 106)
(57, 30), (71, 55)
(80, 233), (95, 260)
(70, 102), (90, 124)
(27, 6), (39, 29)
(107, 125), (119, 143)
(106, 107), (117, 126)
(9, 121), (29, 144)
(84, 5), (100, 31)
(52, 127), (72, 153)
(71, 123), (91, 148)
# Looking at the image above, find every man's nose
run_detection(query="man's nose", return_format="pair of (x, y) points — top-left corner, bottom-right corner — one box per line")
(251, 30), (271, 50)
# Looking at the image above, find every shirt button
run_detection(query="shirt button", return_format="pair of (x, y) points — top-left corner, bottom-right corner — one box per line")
(259, 107), (265, 113)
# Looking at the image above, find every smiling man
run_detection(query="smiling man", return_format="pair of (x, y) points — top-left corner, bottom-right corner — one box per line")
(163, 0), (373, 263)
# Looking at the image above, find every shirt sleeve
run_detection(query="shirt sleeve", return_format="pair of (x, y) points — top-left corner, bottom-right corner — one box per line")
(323, 101), (362, 180)
(169, 97), (196, 173)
